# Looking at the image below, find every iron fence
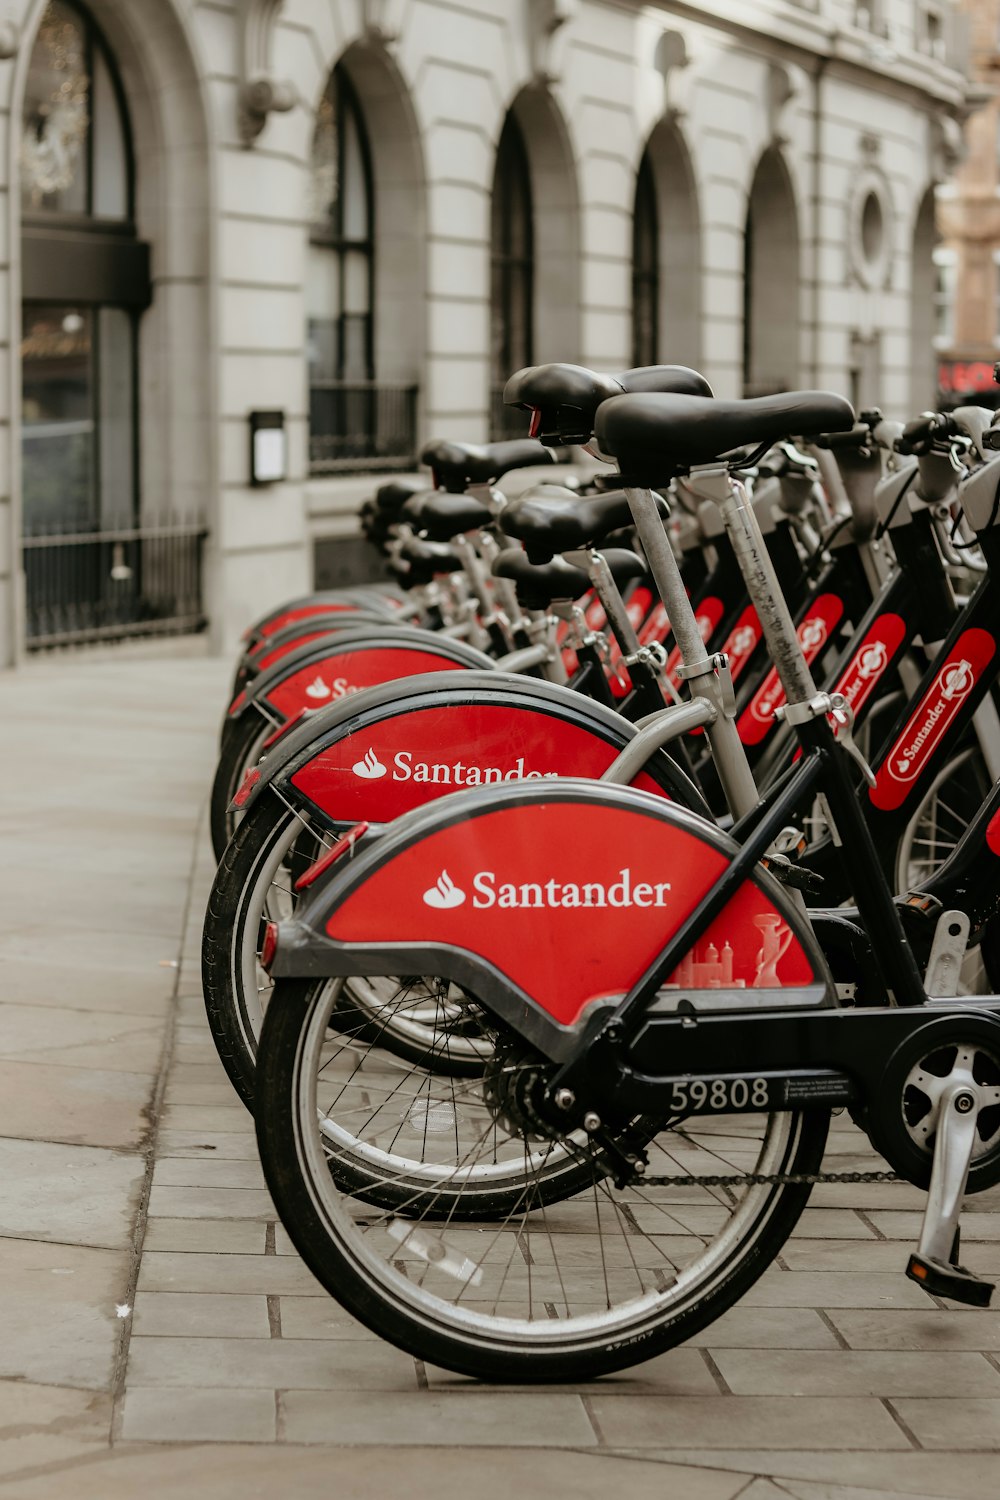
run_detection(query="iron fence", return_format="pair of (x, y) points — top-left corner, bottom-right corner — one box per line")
(309, 381), (418, 473)
(22, 520), (208, 648)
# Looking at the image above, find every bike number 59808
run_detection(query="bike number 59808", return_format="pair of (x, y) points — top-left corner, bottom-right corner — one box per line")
(669, 1077), (770, 1113)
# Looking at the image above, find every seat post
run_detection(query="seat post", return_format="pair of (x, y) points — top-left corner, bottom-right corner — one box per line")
(624, 483), (759, 819)
(699, 467), (821, 711)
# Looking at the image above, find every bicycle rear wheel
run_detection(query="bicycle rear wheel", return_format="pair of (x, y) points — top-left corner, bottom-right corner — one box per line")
(203, 805), (490, 1108)
(256, 974), (830, 1382)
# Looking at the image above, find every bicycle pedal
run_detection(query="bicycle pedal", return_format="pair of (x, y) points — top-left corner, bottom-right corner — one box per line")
(765, 855), (825, 895)
(906, 1252), (994, 1307)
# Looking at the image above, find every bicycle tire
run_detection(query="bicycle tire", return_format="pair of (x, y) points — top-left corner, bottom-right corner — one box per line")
(209, 711), (273, 862)
(256, 974), (830, 1382)
(202, 799), (490, 1108)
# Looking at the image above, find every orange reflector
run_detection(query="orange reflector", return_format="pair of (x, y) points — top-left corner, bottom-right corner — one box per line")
(911, 1262), (927, 1279)
(294, 821), (371, 892)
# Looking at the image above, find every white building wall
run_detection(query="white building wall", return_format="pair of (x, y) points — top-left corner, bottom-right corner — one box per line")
(0, 0), (970, 663)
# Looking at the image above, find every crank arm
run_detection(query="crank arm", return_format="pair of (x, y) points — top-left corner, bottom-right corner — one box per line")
(906, 1080), (994, 1307)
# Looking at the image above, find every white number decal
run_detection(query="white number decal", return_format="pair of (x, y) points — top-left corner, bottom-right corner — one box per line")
(668, 1077), (770, 1112)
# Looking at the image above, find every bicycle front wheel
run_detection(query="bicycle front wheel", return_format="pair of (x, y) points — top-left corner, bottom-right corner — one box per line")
(256, 974), (830, 1382)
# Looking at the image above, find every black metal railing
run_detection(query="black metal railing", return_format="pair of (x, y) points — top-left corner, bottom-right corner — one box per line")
(22, 520), (208, 648)
(489, 384), (532, 442)
(309, 381), (418, 474)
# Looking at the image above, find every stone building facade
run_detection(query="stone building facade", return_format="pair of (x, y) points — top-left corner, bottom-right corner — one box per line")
(0, 0), (970, 664)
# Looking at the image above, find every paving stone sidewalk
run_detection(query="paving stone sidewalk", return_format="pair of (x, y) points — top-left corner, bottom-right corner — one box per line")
(2, 645), (1000, 1499)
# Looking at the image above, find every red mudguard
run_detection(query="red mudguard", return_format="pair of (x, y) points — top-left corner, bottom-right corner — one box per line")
(232, 673), (707, 826)
(226, 629), (495, 722)
(272, 782), (832, 1058)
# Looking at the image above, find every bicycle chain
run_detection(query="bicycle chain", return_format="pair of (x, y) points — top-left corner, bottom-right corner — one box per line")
(635, 1168), (901, 1188)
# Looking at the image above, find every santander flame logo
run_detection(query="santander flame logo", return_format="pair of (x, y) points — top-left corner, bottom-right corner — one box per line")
(305, 676), (332, 700)
(799, 617), (827, 653)
(351, 748), (387, 780)
(941, 659), (974, 701)
(856, 641), (888, 681)
(422, 870), (466, 909)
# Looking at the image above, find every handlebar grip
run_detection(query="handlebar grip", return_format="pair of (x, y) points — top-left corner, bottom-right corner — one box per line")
(895, 413), (958, 456)
(813, 424), (872, 451)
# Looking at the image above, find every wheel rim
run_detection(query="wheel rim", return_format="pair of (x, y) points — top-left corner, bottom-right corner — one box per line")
(285, 977), (812, 1351)
(895, 746), (991, 893)
(311, 978), (581, 1187)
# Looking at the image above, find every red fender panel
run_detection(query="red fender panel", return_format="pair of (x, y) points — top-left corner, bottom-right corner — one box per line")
(290, 701), (666, 822)
(325, 796), (817, 1029)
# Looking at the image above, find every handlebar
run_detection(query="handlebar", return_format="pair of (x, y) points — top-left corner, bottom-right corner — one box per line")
(895, 412), (959, 456)
(812, 423), (874, 451)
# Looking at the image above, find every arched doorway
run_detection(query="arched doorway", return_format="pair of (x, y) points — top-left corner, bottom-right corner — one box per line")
(910, 187), (939, 414)
(490, 86), (580, 437)
(743, 148), (800, 396)
(632, 121), (701, 370)
(19, 0), (153, 644)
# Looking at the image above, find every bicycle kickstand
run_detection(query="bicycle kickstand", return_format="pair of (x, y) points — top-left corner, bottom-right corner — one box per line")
(906, 1081), (995, 1307)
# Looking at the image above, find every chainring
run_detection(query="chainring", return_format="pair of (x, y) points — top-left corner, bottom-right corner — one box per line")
(866, 1012), (1000, 1192)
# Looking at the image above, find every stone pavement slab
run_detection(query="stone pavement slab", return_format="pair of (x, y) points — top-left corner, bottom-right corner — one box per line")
(0, 1136), (145, 1247)
(0, 1237), (130, 1388)
(585, 1395), (909, 1451)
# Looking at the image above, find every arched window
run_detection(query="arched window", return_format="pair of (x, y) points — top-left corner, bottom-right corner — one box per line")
(743, 149), (800, 396)
(308, 67), (378, 470)
(20, 1), (153, 645)
(21, 0), (131, 220)
(632, 123), (701, 373)
(632, 150), (659, 367)
(490, 112), (534, 437)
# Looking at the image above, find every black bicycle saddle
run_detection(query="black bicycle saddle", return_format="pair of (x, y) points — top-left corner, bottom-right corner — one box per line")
(492, 547), (646, 609)
(420, 438), (556, 493)
(594, 391), (856, 481)
(402, 490), (494, 541)
(375, 478), (425, 516)
(500, 485), (668, 563)
(503, 363), (714, 447)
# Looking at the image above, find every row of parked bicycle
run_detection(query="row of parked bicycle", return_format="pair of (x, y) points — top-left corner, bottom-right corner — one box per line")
(202, 360), (1000, 1382)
